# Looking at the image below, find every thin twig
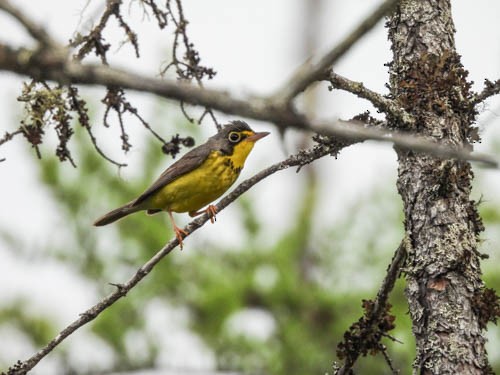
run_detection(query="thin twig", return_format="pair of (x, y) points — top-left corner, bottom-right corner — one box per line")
(67, 86), (127, 168)
(478, 102), (500, 129)
(124, 103), (167, 144)
(273, 0), (400, 102)
(0, 129), (23, 146)
(326, 70), (414, 126)
(163, 0), (219, 129)
(140, 0), (168, 29)
(381, 331), (404, 344)
(371, 239), (407, 324)
(82, 123), (127, 168)
(335, 239), (407, 375)
(3, 141), (339, 375)
(71, 0), (121, 63)
(380, 344), (400, 375)
(472, 78), (500, 106)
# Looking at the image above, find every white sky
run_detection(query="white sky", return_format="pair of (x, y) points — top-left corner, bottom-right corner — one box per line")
(0, 1), (500, 374)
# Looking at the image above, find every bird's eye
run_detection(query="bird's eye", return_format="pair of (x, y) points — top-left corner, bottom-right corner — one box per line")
(228, 132), (241, 143)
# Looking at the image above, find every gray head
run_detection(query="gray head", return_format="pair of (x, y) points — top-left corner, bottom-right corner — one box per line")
(210, 120), (267, 155)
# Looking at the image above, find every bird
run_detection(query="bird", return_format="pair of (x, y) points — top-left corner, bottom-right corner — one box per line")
(94, 120), (269, 249)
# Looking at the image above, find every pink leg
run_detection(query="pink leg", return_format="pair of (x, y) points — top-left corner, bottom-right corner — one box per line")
(168, 210), (188, 249)
(189, 204), (218, 224)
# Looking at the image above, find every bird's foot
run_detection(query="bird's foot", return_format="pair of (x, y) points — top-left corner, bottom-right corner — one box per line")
(206, 205), (217, 224)
(173, 225), (189, 250)
(189, 205), (218, 224)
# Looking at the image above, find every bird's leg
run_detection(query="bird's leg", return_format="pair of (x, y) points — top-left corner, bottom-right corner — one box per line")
(206, 205), (217, 223)
(189, 205), (218, 224)
(168, 210), (188, 250)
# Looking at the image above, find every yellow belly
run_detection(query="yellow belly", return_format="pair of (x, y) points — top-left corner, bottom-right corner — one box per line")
(147, 151), (242, 213)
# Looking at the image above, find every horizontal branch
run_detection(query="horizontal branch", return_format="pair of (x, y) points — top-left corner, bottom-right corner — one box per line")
(473, 78), (500, 106)
(4, 141), (340, 375)
(0, 43), (306, 128)
(0, 44), (497, 168)
(313, 120), (497, 168)
(274, 0), (400, 103)
(0, 6), (493, 167)
(326, 70), (415, 126)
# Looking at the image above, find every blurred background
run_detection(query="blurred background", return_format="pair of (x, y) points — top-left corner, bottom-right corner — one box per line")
(0, 1), (499, 374)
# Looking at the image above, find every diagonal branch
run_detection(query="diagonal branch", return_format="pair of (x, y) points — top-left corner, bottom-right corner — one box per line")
(0, 0), (58, 48)
(0, 129), (23, 147)
(3, 140), (342, 375)
(0, 130), (23, 162)
(335, 238), (408, 375)
(71, 0), (122, 63)
(273, 0), (400, 103)
(472, 78), (500, 106)
(326, 70), (415, 126)
(371, 239), (408, 321)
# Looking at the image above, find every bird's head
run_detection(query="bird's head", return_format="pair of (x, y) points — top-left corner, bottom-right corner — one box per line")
(213, 120), (269, 156)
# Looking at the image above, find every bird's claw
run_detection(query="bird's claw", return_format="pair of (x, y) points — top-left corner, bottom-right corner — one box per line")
(173, 226), (189, 250)
(206, 205), (218, 224)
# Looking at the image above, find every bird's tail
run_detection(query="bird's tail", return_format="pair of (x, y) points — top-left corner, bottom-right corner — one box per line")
(93, 203), (141, 226)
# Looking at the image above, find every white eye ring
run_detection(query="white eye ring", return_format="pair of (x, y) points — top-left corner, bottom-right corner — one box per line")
(228, 132), (241, 143)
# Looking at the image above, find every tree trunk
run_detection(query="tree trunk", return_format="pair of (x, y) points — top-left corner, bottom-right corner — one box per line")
(388, 0), (490, 373)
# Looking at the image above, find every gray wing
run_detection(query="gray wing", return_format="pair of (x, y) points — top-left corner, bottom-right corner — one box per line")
(131, 143), (213, 207)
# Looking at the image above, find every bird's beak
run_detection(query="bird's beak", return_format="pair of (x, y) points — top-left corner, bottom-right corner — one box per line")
(246, 131), (270, 142)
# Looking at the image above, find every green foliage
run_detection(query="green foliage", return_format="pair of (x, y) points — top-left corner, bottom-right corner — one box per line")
(2, 106), (500, 374)
(0, 115), (408, 374)
(0, 301), (55, 348)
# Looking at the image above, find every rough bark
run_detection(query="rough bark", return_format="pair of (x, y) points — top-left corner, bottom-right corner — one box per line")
(388, 1), (489, 374)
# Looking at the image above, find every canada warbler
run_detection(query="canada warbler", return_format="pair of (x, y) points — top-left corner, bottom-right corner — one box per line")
(94, 120), (269, 248)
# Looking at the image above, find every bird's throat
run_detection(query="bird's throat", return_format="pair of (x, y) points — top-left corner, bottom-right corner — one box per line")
(226, 139), (256, 171)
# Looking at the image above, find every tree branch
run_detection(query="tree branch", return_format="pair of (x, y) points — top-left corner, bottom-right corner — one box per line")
(472, 78), (500, 106)
(0, 129), (23, 162)
(0, 4), (493, 168)
(312, 120), (497, 168)
(3, 140), (341, 375)
(326, 70), (415, 126)
(0, 44), (496, 168)
(335, 238), (408, 375)
(0, 0), (58, 48)
(273, 0), (400, 103)
(0, 129), (23, 147)
(71, 0), (123, 63)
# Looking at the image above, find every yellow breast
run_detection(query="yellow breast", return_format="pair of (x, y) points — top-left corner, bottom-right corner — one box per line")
(148, 140), (256, 213)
